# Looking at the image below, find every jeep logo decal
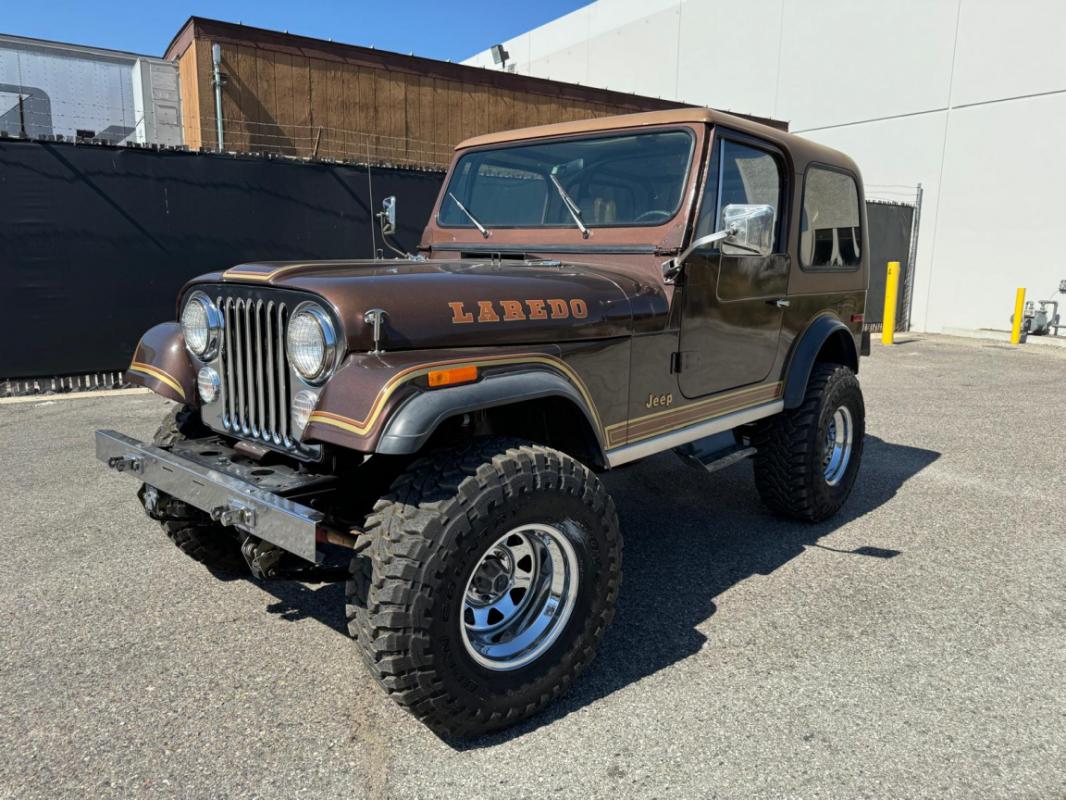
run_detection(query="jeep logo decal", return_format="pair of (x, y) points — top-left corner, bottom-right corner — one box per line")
(448, 299), (589, 324)
(644, 392), (673, 409)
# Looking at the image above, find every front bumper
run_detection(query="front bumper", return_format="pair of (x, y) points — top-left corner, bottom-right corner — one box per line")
(95, 429), (326, 562)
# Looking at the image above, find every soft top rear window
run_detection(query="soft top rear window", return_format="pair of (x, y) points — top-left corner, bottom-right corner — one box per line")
(438, 129), (694, 231)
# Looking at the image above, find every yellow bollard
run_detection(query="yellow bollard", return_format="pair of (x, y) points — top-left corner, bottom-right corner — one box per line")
(882, 261), (900, 345)
(1010, 288), (1027, 345)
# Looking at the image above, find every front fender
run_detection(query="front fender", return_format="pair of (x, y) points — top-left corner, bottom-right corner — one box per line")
(376, 370), (605, 458)
(302, 347), (604, 456)
(126, 322), (196, 404)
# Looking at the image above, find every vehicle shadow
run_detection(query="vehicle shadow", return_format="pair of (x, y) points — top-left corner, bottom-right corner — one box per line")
(249, 434), (938, 748)
(452, 434), (939, 749)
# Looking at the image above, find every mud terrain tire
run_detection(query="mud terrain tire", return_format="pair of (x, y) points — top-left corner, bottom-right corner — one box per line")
(753, 363), (865, 522)
(346, 438), (622, 738)
(138, 405), (246, 573)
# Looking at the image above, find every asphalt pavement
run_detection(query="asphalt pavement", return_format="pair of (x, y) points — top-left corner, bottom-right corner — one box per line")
(1, 334), (1063, 799)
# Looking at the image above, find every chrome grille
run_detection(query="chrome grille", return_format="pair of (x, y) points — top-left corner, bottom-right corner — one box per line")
(217, 295), (293, 448)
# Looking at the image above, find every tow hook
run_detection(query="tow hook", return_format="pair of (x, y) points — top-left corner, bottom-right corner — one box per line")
(240, 536), (284, 580)
(107, 455), (143, 473)
(210, 502), (256, 528)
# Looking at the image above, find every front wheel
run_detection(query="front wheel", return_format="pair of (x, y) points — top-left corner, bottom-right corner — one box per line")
(753, 363), (865, 521)
(346, 438), (622, 738)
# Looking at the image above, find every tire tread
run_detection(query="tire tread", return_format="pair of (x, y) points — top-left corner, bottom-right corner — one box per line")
(345, 437), (621, 738)
(753, 363), (864, 522)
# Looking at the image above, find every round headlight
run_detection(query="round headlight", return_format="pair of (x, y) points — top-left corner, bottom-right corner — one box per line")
(286, 303), (337, 383)
(181, 292), (221, 359)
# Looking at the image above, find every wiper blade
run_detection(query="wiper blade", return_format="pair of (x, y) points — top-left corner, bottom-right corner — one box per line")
(447, 192), (489, 238)
(549, 173), (589, 238)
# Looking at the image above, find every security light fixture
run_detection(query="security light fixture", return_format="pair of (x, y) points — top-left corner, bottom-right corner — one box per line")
(490, 44), (510, 69)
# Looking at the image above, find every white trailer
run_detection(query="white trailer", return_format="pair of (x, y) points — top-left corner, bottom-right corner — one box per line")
(0, 33), (182, 147)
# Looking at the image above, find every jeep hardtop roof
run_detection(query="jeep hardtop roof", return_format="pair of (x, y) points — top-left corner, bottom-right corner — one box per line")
(455, 107), (860, 176)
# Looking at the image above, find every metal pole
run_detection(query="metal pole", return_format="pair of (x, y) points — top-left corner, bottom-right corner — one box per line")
(901, 182), (922, 332)
(366, 137), (377, 256)
(1010, 288), (1027, 345)
(882, 261), (900, 345)
(17, 94), (27, 138)
(211, 43), (225, 151)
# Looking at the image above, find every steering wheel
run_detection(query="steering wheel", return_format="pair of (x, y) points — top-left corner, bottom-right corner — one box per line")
(634, 209), (671, 223)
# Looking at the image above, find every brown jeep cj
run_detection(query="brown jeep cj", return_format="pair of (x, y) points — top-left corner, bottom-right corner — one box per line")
(97, 108), (870, 737)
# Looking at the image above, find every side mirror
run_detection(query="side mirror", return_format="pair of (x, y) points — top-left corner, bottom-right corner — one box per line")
(379, 196), (397, 236)
(719, 204), (775, 257)
(662, 203), (776, 282)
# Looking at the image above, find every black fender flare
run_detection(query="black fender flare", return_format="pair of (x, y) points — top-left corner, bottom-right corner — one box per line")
(782, 315), (859, 409)
(375, 369), (606, 461)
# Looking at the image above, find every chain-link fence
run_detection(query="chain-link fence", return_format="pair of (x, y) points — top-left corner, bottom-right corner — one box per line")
(192, 115), (456, 169)
(864, 185), (922, 334)
(0, 102), (457, 170)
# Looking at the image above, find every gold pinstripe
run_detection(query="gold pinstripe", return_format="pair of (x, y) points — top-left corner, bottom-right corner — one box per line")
(223, 264), (333, 282)
(606, 382), (783, 447)
(307, 353), (603, 438)
(308, 347), (782, 454)
(129, 362), (186, 400)
(608, 382), (777, 432)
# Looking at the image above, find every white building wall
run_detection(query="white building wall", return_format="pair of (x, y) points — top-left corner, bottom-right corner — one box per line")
(466, 0), (1066, 333)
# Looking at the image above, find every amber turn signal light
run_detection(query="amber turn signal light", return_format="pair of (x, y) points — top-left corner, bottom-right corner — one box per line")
(427, 365), (478, 388)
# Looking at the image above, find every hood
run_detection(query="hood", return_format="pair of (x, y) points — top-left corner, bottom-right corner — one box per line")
(191, 258), (643, 352)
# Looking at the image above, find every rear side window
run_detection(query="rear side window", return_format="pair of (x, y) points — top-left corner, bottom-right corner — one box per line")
(801, 167), (862, 268)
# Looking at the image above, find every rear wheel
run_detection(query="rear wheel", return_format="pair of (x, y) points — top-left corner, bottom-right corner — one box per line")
(346, 438), (622, 738)
(138, 405), (246, 573)
(753, 363), (865, 521)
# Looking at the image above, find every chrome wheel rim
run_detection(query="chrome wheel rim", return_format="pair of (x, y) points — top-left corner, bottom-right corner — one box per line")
(822, 405), (854, 486)
(460, 523), (579, 671)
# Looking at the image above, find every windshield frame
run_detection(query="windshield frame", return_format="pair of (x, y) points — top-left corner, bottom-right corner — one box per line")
(436, 126), (697, 232)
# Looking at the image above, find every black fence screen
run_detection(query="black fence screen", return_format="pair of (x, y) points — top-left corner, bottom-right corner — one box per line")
(864, 201), (916, 331)
(1, 140), (918, 379)
(0, 140), (445, 378)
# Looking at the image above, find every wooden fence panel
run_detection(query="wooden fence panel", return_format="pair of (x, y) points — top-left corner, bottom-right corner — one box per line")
(180, 21), (702, 166)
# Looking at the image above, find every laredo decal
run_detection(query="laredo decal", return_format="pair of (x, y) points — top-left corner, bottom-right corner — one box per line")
(449, 298), (588, 324)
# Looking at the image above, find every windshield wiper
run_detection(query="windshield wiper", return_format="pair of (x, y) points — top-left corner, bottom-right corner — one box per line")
(447, 192), (489, 238)
(549, 173), (589, 238)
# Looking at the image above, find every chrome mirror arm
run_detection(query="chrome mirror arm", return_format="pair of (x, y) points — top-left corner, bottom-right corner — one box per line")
(662, 225), (736, 283)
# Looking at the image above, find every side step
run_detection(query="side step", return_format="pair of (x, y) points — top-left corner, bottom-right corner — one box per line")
(674, 431), (756, 474)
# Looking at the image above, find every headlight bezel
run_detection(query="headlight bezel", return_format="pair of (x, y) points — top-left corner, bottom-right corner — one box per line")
(181, 291), (223, 361)
(286, 301), (339, 385)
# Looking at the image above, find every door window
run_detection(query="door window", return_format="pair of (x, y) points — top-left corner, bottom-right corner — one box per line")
(696, 138), (783, 252)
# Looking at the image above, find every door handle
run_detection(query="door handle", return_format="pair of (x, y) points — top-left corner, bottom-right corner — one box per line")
(767, 298), (790, 308)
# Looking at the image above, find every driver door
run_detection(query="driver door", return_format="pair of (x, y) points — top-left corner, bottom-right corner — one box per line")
(676, 133), (790, 399)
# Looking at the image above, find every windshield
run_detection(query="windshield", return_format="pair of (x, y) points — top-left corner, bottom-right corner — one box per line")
(438, 129), (694, 230)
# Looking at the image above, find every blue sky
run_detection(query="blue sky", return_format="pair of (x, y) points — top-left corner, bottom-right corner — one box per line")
(3, 1), (590, 61)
